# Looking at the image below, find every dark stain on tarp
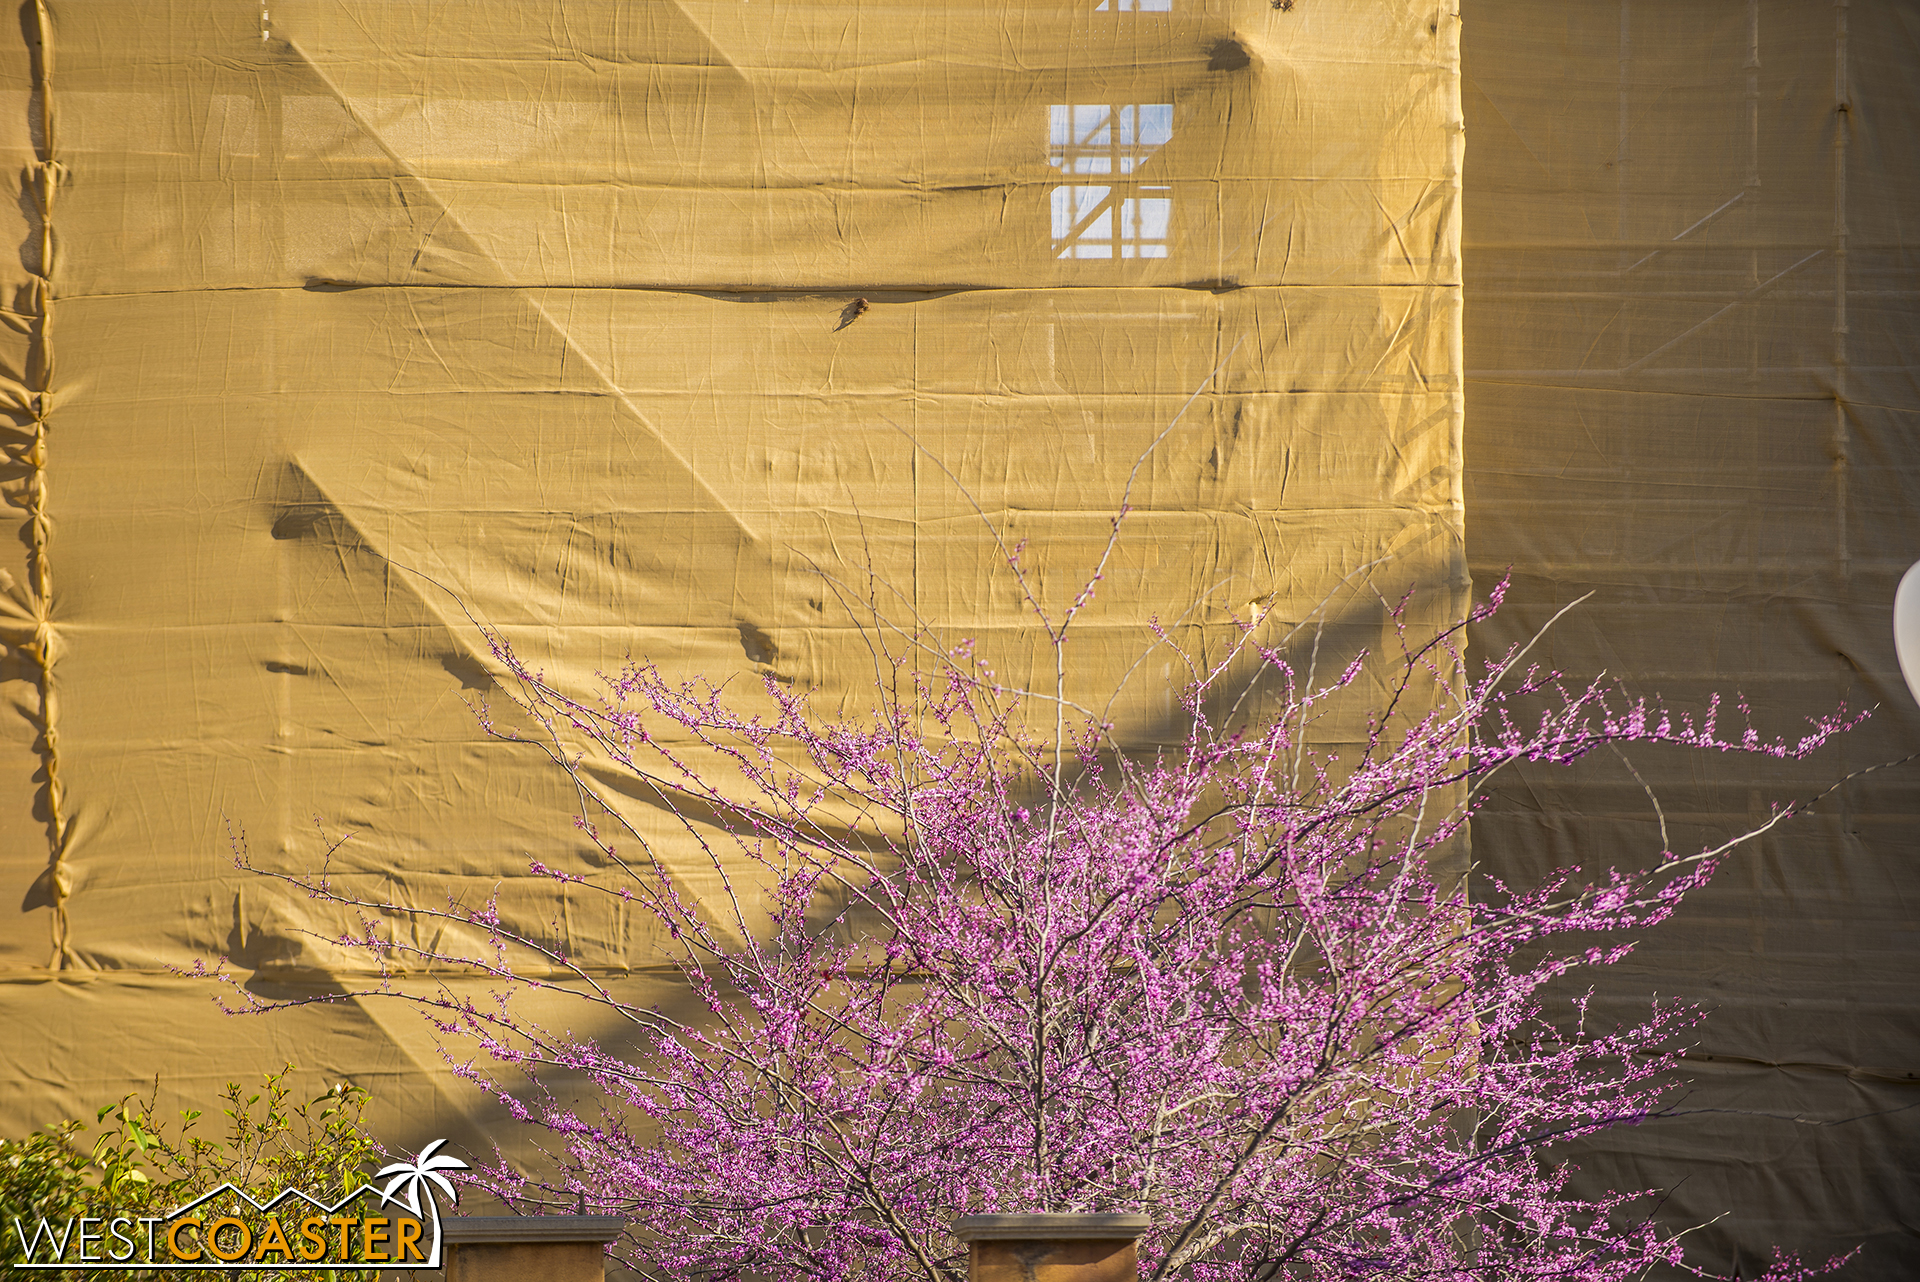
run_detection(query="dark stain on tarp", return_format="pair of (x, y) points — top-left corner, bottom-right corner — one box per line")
(442, 652), (493, 691)
(737, 622), (779, 665)
(1209, 38), (1252, 71)
(264, 660), (311, 675)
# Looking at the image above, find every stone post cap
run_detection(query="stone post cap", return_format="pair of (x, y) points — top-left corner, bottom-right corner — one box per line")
(952, 1214), (1151, 1242)
(441, 1216), (626, 1244)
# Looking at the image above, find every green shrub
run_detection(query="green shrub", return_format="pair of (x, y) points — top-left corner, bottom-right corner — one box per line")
(0, 1066), (386, 1279)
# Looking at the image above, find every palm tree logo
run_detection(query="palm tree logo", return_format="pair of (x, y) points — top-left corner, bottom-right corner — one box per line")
(375, 1139), (470, 1268)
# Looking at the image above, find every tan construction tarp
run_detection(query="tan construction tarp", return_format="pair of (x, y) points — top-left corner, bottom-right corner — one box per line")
(1, 0), (1913, 1276)
(1464, 2), (1919, 1275)
(0, 0), (1466, 1194)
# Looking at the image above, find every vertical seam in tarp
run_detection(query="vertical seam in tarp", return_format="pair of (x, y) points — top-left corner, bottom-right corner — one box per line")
(1830, 0), (1850, 574)
(20, 0), (71, 969)
(1443, 2), (1466, 565)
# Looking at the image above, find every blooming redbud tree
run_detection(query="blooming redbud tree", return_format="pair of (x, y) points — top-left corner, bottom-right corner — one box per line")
(237, 546), (1859, 1282)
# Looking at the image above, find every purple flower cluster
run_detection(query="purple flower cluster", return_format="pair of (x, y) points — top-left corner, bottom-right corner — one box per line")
(241, 582), (1859, 1282)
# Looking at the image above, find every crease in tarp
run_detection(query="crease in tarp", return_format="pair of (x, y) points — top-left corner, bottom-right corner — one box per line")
(43, 281), (1469, 303)
(657, 0), (753, 84)
(18, 0), (73, 970)
(0, 0), (1468, 1171)
(279, 32), (761, 545)
(269, 460), (795, 937)
(1459, 0), (1920, 1266)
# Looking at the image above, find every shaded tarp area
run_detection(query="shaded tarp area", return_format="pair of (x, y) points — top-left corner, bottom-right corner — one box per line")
(1464, 2), (1920, 1277)
(0, 0), (1464, 1183)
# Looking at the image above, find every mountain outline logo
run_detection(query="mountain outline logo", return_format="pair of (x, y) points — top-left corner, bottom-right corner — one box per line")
(9, 1141), (472, 1271)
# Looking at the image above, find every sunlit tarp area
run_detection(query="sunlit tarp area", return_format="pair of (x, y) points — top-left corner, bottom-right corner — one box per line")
(0, 0), (1464, 1169)
(0, 0), (1913, 1275)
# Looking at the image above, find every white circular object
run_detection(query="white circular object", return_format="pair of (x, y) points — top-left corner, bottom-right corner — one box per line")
(1895, 560), (1920, 709)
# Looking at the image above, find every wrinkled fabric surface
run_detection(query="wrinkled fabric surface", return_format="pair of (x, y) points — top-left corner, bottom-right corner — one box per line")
(1464, 3), (1920, 1275)
(0, 0), (1464, 1171)
(0, 0), (1911, 1276)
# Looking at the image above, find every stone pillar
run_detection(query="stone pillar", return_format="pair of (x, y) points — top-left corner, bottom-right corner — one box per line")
(441, 1215), (623, 1282)
(952, 1214), (1150, 1282)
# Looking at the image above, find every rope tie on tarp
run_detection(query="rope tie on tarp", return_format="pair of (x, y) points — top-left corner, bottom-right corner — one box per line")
(19, 0), (74, 969)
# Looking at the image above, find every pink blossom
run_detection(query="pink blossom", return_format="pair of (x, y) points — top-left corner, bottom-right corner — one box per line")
(229, 584), (1862, 1282)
